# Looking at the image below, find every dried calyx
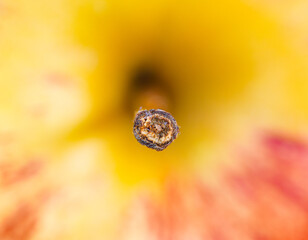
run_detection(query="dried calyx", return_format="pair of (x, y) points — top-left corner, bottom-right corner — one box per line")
(133, 109), (179, 151)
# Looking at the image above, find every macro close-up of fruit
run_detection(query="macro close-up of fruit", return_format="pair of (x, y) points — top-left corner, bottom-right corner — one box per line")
(1, 0), (308, 239)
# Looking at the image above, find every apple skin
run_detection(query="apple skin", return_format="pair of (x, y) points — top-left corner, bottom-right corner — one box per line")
(120, 134), (308, 240)
(1, 0), (308, 239)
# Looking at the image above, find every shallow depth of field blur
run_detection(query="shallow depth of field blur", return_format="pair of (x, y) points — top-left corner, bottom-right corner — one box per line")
(1, 0), (308, 239)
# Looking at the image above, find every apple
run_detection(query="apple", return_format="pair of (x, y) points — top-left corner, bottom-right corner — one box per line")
(0, 0), (308, 239)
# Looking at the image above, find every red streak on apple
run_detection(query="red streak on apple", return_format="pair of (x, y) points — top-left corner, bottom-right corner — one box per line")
(120, 133), (308, 240)
(0, 202), (41, 240)
(0, 160), (43, 187)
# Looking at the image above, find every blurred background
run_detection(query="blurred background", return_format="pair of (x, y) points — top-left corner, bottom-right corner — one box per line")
(1, 0), (308, 239)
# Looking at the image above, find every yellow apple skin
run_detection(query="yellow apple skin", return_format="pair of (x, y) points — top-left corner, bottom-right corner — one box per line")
(1, 0), (308, 239)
